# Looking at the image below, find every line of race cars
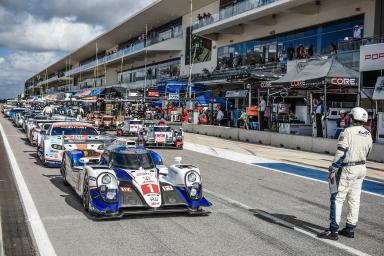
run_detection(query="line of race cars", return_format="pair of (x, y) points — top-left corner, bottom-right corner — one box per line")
(1, 104), (210, 218)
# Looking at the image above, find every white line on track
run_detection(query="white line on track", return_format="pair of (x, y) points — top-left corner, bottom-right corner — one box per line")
(184, 142), (384, 198)
(0, 208), (4, 256)
(0, 122), (56, 256)
(204, 188), (371, 256)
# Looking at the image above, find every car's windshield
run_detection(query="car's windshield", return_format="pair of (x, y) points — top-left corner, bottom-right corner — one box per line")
(103, 117), (113, 121)
(130, 121), (143, 125)
(51, 126), (98, 136)
(111, 152), (154, 170)
(153, 126), (171, 132)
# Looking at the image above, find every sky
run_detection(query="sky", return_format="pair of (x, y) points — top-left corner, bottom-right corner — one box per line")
(0, 0), (155, 99)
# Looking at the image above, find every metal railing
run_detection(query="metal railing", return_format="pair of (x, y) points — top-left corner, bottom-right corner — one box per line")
(65, 28), (183, 77)
(193, 0), (280, 30)
(337, 35), (384, 52)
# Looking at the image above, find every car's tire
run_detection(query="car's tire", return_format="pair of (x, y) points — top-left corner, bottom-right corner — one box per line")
(82, 174), (98, 217)
(60, 156), (69, 186)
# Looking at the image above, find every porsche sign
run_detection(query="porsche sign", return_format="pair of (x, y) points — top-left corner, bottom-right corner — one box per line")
(360, 43), (384, 71)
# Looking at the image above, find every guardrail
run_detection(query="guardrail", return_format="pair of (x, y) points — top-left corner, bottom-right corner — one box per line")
(182, 123), (384, 162)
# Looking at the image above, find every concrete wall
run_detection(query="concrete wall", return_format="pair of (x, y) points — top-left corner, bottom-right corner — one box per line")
(183, 123), (384, 163)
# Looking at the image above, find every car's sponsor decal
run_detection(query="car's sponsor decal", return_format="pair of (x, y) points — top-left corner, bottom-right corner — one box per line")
(162, 186), (173, 191)
(121, 187), (133, 192)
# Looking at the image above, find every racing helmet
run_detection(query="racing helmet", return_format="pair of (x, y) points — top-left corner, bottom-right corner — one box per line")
(349, 107), (368, 123)
(339, 109), (347, 115)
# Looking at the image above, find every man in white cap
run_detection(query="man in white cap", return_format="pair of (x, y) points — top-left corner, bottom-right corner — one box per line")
(318, 107), (372, 240)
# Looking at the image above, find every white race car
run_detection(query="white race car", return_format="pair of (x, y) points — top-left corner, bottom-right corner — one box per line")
(60, 145), (211, 218)
(37, 122), (105, 166)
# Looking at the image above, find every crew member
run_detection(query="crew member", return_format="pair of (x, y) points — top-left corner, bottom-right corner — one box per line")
(318, 107), (372, 240)
(334, 109), (349, 139)
(315, 96), (324, 137)
(258, 96), (266, 131)
(42, 105), (53, 117)
(216, 107), (224, 126)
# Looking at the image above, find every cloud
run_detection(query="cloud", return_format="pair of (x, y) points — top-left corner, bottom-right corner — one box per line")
(0, 0), (156, 52)
(0, 0), (157, 98)
(0, 51), (62, 98)
(0, 7), (105, 52)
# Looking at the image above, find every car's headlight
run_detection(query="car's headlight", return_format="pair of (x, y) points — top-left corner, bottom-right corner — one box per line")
(97, 145), (104, 150)
(187, 172), (197, 182)
(51, 144), (64, 150)
(97, 173), (118, 203)
(190, 187), (198, 197)
(101, 174), (111, 184)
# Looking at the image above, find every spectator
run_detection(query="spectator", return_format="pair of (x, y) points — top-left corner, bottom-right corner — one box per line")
(330, 43), (337, 54)
(353, 25), (362, 39)
(308, 45), (314, 57)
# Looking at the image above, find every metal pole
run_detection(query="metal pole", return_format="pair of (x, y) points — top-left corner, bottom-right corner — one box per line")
(248, 83), (251, 108)
(188, 0), (193, 107)
(324, 82), (327, 138)
(144, 24), (148, 104)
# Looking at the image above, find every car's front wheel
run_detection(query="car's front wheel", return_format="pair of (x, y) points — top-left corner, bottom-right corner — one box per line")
(60, 156), (69, 186)
(82, 175), (98, 217)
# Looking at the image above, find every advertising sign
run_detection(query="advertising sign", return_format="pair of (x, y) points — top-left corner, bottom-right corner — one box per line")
(147, 91), (159, 97)
(168, 93), (179, 100)
(360, 43), (384, 71)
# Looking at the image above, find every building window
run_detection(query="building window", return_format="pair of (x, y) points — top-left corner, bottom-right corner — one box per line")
(217, 15), (364, 69)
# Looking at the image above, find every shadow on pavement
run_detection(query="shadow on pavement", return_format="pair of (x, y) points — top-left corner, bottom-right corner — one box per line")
(251, 209), (324, 234)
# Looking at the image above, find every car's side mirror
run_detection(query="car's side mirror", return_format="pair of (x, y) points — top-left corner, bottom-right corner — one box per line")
(158, 166), (168, 176)
(79, 158), (89, 165)
(174, 157), (182, 164)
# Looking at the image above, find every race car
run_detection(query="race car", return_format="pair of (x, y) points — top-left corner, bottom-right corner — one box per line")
(60, 145), (211, 218)
(116, 118), (144, 136)
(26, 118), (50, 146)
(87, 112), (102, 128)
(36, 122), (105, 166)
(137, 125), (183, 149)
(100, 115), (115, 130)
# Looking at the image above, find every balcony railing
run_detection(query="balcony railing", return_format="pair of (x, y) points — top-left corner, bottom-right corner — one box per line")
(66, 26), (183, 77)
(193, 0), (280, 30)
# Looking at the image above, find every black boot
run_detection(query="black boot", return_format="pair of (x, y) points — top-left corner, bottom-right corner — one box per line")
(317, 229), (339, 240)
(339, 228), (354, 238)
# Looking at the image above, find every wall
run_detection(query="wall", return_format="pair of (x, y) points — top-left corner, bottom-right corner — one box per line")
(182, 123), (384, 162)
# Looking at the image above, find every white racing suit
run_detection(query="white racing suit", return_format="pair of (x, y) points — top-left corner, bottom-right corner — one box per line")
(329, 125), (372, 231)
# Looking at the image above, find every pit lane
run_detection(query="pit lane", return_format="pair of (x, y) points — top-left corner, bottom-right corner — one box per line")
(0, 115), (383, 256)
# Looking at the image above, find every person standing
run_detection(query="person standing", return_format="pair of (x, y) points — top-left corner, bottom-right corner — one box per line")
(216, 107), (224, 126)
(315, 96), (324, 137)
(258, 95), (266, 131)
(318, 107), (372, 240)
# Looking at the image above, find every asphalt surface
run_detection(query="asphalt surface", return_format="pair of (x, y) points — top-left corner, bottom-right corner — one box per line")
(0, 128), (36, 255)
(0, 115), (383, 256)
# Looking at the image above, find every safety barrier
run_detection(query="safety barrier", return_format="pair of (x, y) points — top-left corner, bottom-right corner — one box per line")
(182, 123), (384, 163)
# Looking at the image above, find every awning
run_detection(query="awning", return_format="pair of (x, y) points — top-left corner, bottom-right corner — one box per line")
(372, 76), (384, 100)
(89, 88), (105, 97)
(271, 57), (359, 89)
(157, 80), (206, 94)
(195, 92), (233, 107)
(225, 90), (248, 98)
(74, 89), (92, 97)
